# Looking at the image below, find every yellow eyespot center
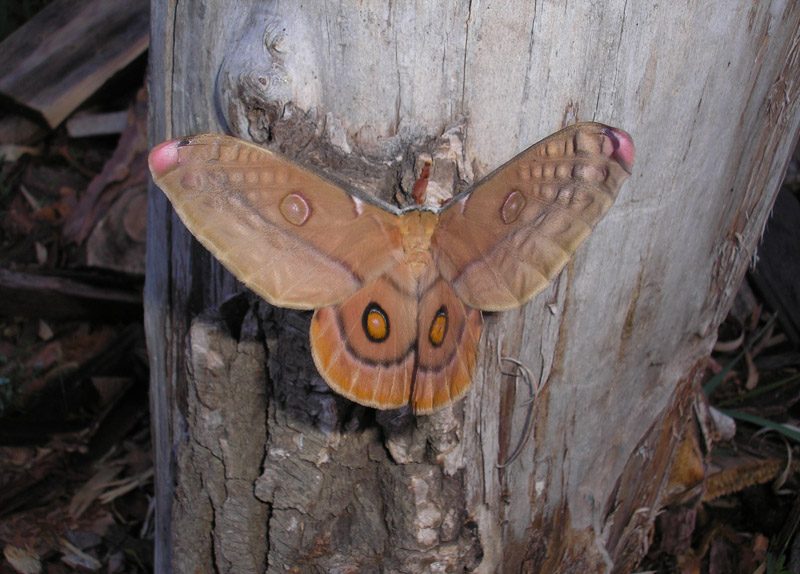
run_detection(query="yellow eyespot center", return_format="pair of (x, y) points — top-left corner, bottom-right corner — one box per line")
(363, 303), (389, 343)
(429, 307), (448, 347)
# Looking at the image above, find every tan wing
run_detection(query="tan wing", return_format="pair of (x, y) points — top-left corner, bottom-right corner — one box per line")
(149, 134), (404, 309)
(432, 122), (634, 311)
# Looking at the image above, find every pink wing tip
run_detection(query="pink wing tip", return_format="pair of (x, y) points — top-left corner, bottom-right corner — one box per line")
(603, 127), (635, 174)
(148, 139), (184, 177)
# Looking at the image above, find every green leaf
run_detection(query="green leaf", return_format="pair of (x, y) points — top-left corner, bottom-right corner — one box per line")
(719, 408), (800, 443)
(716, 372), (800, 407)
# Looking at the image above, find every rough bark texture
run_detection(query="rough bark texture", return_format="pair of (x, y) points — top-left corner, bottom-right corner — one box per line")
(146, 2), (800, 572)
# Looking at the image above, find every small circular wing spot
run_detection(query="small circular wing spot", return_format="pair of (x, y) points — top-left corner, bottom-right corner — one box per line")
(180, 172), (203, 190)
(500, 190), (527, 224)
(363, 303), (390, 343)
(428, 306), (448, 348)
(280, 192), (311, 226)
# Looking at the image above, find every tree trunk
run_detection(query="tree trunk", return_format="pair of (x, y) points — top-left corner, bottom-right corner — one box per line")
(146, 2), (800, 572)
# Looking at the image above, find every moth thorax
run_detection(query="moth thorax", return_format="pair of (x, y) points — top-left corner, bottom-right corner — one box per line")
(399, 211), (437, 270)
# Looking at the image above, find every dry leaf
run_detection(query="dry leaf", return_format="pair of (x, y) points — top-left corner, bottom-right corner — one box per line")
(59, 538), (102, 571)
(34, 242), (47, 265)
(69, 464), (123, 519)
(3, 544), (41, 574)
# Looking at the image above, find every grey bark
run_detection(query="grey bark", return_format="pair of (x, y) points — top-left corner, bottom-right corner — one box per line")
(146, 2), (800, 572)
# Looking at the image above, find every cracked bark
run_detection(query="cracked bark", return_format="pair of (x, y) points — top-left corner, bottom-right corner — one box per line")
(146, 2), (800, 572)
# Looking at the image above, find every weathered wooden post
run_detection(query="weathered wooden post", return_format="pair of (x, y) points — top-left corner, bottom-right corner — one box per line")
(146, 3), (800, 571)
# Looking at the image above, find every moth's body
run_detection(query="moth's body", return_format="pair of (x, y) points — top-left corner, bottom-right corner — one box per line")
(398, 210), (438, 282)
(307, 206), (482, 412)
(149, 122), (634, 413)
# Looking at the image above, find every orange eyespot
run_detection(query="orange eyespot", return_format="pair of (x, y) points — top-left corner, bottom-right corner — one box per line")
(363, 303), (389, 343)
(429, 306), (448, 347)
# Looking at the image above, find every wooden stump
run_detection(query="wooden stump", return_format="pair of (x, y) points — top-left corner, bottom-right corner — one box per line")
(146, 2), (800, 572)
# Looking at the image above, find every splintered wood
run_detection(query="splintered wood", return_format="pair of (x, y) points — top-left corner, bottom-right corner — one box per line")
(0, 0), (149, 128)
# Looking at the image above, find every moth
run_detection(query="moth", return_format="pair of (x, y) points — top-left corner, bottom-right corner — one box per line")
(149, 122), (634, 414)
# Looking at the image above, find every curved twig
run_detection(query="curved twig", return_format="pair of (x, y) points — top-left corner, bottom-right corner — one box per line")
(497, 355), (539, 468)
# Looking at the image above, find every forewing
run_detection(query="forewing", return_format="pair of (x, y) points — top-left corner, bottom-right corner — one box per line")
(149, 134), (404, 309)
(432, 122), (634, 311)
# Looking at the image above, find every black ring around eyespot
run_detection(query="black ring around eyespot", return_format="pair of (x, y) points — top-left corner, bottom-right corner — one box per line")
(429, 305), (448, 348)
(362, 302), (390, 343)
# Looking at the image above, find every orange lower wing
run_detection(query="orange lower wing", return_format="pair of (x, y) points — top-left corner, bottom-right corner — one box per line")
(310, 274), (417, 410)
(411, 278), (483, 414)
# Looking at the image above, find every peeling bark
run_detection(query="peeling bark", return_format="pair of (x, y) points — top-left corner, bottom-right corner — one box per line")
(172, 305), (269, 572)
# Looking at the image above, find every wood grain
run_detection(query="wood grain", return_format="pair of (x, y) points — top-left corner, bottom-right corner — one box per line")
(0, 0), (148, 128)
